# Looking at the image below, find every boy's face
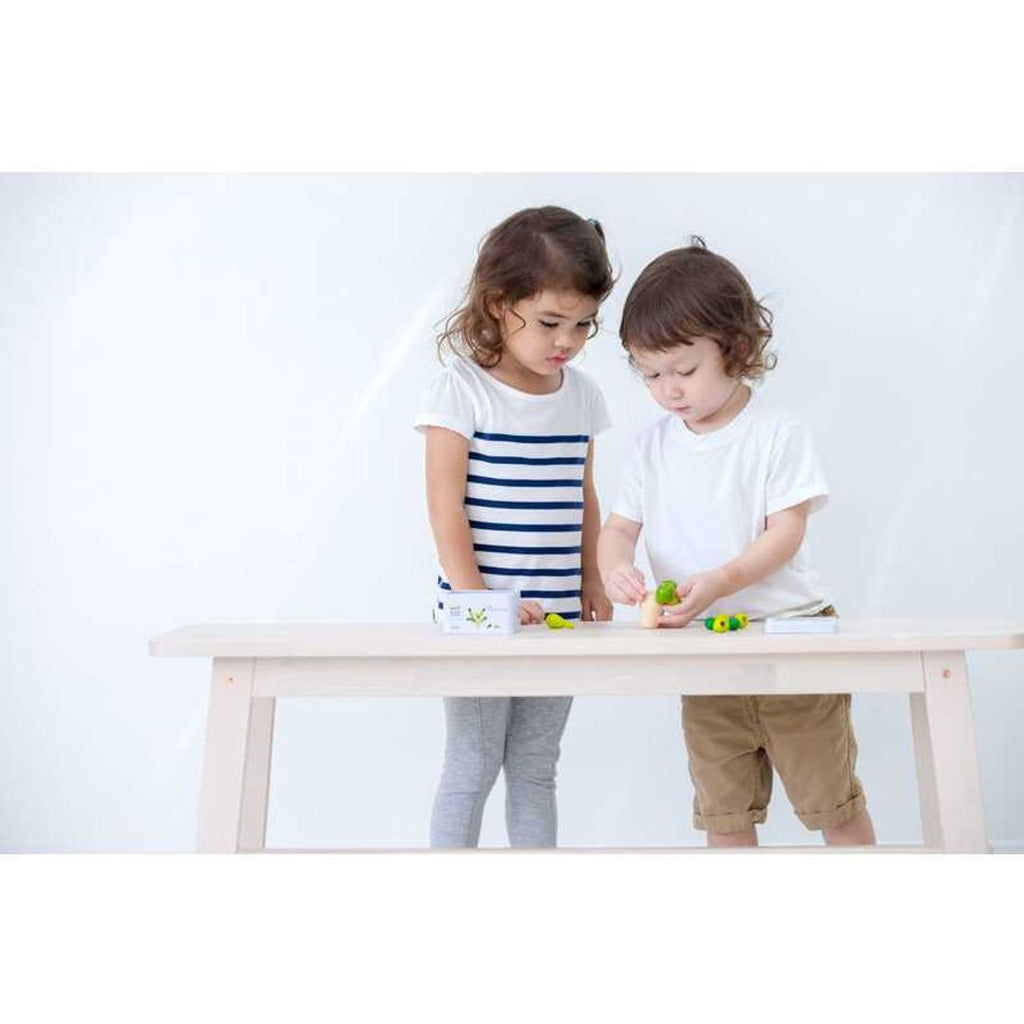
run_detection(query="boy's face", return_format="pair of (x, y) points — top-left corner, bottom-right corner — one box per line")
(496, 290), (598, 382)
(629, 336), (746, 434)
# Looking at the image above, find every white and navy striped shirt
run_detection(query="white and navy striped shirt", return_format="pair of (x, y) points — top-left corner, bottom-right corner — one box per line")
(415, 356), (611, 622)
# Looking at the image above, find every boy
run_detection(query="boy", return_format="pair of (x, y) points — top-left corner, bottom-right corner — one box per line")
(597, 240), (875, 847)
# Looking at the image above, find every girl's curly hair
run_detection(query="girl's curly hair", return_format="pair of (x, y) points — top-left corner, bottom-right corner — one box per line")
(619, 237), (777, 381)
(438, 206), (615, 367)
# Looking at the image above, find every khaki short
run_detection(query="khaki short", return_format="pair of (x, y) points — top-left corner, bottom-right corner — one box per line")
(681, 606), (867, 833)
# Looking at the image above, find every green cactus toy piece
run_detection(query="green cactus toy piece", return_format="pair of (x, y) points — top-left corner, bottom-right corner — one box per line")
(655, 580), (680, 605)
(545, 612), (575, 630)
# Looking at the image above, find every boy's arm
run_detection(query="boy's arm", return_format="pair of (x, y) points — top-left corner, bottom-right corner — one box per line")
(597, 513), (647, 605)
(660, 500), (812, 626)
(581, 442), (613, 621)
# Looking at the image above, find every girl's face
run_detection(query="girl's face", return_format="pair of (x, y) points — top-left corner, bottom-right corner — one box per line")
(492, 289), (599, 393)
(629, 336), (748, 434)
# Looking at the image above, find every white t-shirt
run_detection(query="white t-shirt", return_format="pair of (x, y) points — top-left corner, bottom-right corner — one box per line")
(612, 388), (830, 619)
(415, 356), (612, 621)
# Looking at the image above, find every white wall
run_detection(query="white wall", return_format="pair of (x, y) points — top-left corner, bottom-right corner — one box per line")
(2, 173), (1021, 851)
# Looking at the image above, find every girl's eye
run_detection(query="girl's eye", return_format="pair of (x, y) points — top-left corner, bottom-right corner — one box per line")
(539, 320), (559, 329)
(644, 373), (659, 381)
(678, 369), (696, 378)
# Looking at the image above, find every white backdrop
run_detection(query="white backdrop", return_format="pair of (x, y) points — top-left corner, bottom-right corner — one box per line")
(2, 173), (1021, 852)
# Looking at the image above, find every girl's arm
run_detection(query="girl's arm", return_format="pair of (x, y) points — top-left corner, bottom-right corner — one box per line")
(424, 426), (487, 591)
(660, 500), (812, 626)
(597, 513), (646, 605)
(581, 442), (613, 621)
(425, 426), (544, 624)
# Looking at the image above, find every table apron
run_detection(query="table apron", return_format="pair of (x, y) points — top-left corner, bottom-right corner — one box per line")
(250, 651), (926, 698)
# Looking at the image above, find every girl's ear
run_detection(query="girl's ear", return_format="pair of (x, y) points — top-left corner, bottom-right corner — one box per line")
(486, 295), (506, 322)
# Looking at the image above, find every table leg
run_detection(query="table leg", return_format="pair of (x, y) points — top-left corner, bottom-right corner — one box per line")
(239, 696), (276, 851)
(909, 651), (989, 853)
(196, 657), (261, 853)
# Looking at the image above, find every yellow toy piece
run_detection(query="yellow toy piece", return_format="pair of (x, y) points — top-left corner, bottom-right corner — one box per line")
(712, 614), (730, 633)
(545, 612), (575, 630)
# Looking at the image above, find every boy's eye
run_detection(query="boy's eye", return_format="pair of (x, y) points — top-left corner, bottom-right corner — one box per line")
(644, 373), (659, 381)
(678, 368), (696, 378)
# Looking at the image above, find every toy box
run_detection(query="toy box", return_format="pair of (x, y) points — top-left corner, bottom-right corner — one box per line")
(439, 589), (519, 634)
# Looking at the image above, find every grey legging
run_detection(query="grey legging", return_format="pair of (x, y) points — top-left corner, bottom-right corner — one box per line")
(429, 695), (573, 848)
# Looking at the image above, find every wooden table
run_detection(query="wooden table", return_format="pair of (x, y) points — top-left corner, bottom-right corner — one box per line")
(148, 619), (1024, 853)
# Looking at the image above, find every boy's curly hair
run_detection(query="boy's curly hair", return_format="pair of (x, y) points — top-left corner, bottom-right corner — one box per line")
(619, 238), (776, 381)
(438, 206), (615, 367)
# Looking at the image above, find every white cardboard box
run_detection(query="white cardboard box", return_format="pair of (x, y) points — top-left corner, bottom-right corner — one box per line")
(439, 589), (519, 634)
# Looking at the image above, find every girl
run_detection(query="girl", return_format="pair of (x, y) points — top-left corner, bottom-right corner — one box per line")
(414, 206), (616, 848)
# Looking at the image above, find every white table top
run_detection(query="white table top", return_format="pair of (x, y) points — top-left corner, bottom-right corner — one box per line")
(149, 619), (1024, 659)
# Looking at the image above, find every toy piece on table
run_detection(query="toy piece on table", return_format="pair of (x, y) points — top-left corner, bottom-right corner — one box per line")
(545, 612), (575, 630)
(703, 613), (749, 633)
(641, 579), (680, 629)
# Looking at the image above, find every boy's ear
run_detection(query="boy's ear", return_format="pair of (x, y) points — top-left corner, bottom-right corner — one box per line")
(730, 333), (751, 362)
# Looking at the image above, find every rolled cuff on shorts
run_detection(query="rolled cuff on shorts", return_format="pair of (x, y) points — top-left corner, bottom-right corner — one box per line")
(795, 789), (866, 831)
(693, 807), (768, 833)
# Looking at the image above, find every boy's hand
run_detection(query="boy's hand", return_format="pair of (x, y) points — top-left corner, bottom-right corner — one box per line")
(659, 569), (731, 628)
(581, 579), (614, 622)
(519, 600), (546, 626)
(603, 563), (647, 606)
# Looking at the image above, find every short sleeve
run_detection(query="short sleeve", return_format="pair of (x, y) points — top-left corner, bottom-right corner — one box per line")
(413, 368), (475, 440)
(766, 419), (829, 517)
(611, 438), (644, 525)
(590, 382), (612, 438)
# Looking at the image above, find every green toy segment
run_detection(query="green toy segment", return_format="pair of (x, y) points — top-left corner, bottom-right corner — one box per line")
(655, 580), (680, 605)
(704, 612), (750, 633)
